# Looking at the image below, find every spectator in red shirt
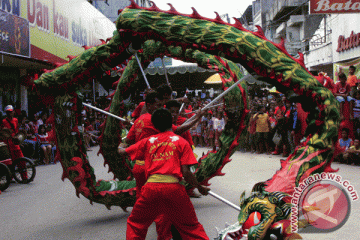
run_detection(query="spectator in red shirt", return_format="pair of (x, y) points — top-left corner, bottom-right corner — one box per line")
(1, 105), (24, 160)
(1, 105), (27, 180)
(274, 98), (286, 122)
(316, 72), (335, 94)
(338, 65), (358, 97)
(184, 103), (193, 117)
(334, 73), (354, 120)
(118, 108), (210, 240)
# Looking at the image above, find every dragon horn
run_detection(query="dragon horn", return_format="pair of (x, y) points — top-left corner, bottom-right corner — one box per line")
(240, 191), (246, 206)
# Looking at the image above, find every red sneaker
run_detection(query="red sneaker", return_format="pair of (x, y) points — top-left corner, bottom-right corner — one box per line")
(271, 151), (280, 155)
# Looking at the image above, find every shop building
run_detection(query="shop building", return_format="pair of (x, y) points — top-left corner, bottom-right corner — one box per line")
(331, 13), (360, 81)
(305, 11), (360, 80)
(0, 0), (115, 117)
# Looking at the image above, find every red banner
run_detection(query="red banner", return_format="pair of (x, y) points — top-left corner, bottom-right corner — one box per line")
(310, 0), (360, 14)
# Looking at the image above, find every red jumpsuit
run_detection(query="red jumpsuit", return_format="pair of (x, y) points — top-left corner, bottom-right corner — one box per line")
(125, 131), (209, 240)
(2, 117), (27, 180)
(177, 116), (194, 147)
(2, 117), (24, 160)
(127, 113), (177, 199)
(131, 101), (145, 120)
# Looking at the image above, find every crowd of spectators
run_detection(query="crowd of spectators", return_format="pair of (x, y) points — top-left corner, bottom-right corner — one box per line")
(244, 93), (301, 157)
(184, 98), (226, 150)
(0, 109), (58, 165)
(123, 74), (360, 166)
(0, 98), (109, 165)
(2, 66), (360, 167)
(126, 89), (226, 151)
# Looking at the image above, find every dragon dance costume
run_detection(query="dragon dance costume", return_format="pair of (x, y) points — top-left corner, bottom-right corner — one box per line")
(25, 1), (343, 238)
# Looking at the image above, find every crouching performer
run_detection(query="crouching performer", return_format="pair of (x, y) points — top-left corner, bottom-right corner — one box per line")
(118, 108), (210, 240)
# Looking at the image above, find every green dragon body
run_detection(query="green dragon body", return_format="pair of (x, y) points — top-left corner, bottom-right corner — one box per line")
(27, 1), (340, 239)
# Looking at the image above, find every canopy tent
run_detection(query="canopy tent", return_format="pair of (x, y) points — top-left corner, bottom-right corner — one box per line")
(99, 61), (268, 95)
(145, 64), (214, 75)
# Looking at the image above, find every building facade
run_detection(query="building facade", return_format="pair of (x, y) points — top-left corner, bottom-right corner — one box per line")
(251, 0), (324, 57)
(245, 0), (360, 81)
(0, 0), (116, 116)
(91, 0), (151, 23)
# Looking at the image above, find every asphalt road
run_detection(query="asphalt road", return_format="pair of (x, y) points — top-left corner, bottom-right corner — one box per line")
(1, 146), (359, 240)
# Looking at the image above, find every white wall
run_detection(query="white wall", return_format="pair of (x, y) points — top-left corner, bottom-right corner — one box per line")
(332, 14), (360, 63)
(305, 42), (333, 68)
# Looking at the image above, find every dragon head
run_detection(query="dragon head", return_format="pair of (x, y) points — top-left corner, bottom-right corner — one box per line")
(238, 191), (293, 240)
(216, 190), (302, 240)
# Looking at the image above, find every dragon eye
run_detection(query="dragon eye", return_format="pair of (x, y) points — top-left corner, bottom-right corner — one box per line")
(242, 211), (262, 230)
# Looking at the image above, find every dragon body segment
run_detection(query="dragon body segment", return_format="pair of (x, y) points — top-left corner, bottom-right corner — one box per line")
(28, 1), (339, 239)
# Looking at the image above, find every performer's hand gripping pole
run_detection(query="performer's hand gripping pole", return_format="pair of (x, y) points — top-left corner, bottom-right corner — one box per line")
(126, 39), (151, 89)
(208, 191), (241, 211)
(83, 103), (133, 125)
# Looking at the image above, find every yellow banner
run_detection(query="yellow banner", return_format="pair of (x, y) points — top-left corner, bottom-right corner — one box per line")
(2, 0), (116, 61)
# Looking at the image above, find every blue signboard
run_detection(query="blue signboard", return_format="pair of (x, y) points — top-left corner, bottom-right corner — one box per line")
(0, 9), (30, 57)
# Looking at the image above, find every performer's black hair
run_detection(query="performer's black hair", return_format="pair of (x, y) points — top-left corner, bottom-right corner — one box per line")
(151, 108), (172, 132)
(145, 91), (158, 104)
(156, 84), (172, 100)
(165, 100), (181, 109)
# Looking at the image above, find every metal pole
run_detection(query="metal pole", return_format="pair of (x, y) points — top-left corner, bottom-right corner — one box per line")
(178, 93), (187, 114)
(184, 103), (224, 115)
(208, 191), (241, 211)
(183, 74), (252, 124)
(82, 102), (133, 125)
(161, 57), (170, 86)
(135, 52), (151, 89)
(92, 79), (96, 103)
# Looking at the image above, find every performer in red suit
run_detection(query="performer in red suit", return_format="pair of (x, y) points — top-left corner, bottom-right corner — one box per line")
(131, 85), (187, 120)
(123, 92), (205, 199)
(125, 91), (163, 199)
(165, 99), (194, 147)
(118, 108), (210, 240)
(1, 105), (27, 180)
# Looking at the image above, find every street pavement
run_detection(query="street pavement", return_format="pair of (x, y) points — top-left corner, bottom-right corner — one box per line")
(0, 146), (359, 240)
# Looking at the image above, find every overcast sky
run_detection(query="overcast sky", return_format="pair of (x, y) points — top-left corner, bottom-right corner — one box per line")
(152, 0), (254, 23)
